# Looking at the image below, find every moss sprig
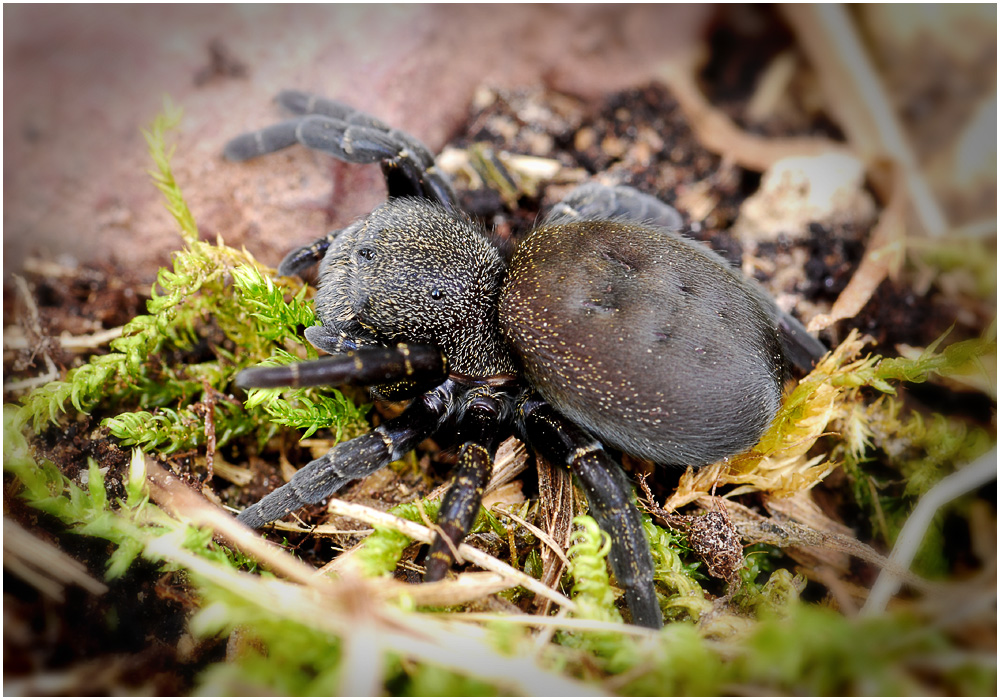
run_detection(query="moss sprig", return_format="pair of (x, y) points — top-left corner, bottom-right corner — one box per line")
(230, 264), (318, 346)
(242, 350), (368, 441)
(103, 402), (261, 455)
(566, 515), (622, 624)
(143, 98), (199, 245)
(15, 104), (366, 452)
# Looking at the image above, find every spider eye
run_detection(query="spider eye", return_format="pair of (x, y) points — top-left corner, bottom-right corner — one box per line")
(430, 287), (444, 301)
(357, 247), (376, 261)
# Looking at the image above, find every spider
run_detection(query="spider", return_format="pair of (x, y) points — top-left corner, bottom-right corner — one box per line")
(225, 90), (826, 629)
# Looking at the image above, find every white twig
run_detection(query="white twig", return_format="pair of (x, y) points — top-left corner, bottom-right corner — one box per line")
(862, 450), (997, 616)
(324, 498), (577, 612)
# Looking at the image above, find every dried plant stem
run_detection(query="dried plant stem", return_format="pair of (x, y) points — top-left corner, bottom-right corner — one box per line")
(153, 454), (574, 612)
(714, 497), (933, 593)
(781, 4), (949, 237)
(145, 458), (322, 587)
(808, 176), (906, 332)
(324, 498), (577, 612)
(144, 458), (597, 696)
(3, 517), (109, 600)
(439, 611), (662, 637)
(658, 53), (850, 172)
(4, 275), (59, 392)
(60, 327), (126, 350)
(862, 450), (997, 616)
(492, 504), (572, 569)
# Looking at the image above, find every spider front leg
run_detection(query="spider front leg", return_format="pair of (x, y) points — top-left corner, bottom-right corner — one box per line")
(237, 383), (454, 529)
(277, 228), (343, 278)
(424, 388), (506, 582)
(236, 343), (447, 390)
(224, 90), (457, 210)
(518, 395), (662, 629)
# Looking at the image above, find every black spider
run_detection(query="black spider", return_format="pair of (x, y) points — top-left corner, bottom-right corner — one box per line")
(225, 90), (826, 629)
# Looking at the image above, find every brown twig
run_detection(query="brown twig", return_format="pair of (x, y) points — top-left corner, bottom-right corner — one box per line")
(659, 53), (851, 172)
(807, 173), (906, 331)
(4, 275), (60, 393)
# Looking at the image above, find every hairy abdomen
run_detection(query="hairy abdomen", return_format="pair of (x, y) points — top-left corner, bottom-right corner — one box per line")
(499, 221), (785, 466)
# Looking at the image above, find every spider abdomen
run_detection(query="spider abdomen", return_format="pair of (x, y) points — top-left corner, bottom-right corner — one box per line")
(500, 220), (785, 467)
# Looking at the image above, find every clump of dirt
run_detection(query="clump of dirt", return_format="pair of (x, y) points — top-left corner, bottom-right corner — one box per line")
(4, 261), (148, 379)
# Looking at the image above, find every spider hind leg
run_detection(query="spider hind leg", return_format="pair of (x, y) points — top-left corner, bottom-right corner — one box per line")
(544, 182), (684, 231)
(518, 395), (663, 629)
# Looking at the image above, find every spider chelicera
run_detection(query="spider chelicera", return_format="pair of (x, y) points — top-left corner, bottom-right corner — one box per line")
(225, 90), (825, 629)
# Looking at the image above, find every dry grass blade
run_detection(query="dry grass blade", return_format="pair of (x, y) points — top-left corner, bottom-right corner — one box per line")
(380, 571), (515, 607)
(439, 611), (663, 638)
(265, 519), (374, 537)
(323, 497), (577, 613)
(3, 656), (136, 696)
(781, 4), (949, 238)
(492, 503), (572, 569)
(863, 449), (998, 616)
(3, 326), (125, 352)
(3, 516), (109, 600)
(485, 437), (531, 493)
(145, 458), (321, 587)
(808, 176), (907, 332)
(659, 52), (851, 172)
(143, 458), (598, 696)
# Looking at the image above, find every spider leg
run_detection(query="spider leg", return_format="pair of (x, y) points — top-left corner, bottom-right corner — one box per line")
(236, 343), (446, 390)
(543, 182), (684, 231)
(237, 380), (457, 529)
(274, 90), (392, 129)
(774, 307), (827, 370)
(224, 91), (457, 210)
(222, 115), (402, 165)
(518, 395), (662, 629)
(303, 324), (370, 354)
(424, 389), (505, 581)
(277, 228), (342, 278)
(740, 280), (827, 371)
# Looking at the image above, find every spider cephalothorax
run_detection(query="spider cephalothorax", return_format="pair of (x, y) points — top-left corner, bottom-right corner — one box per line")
(308, 199), (514, 379)
(226, 91), (826, 629)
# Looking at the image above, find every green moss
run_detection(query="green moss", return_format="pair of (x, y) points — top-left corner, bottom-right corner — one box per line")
(566, 515), (623, 625)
